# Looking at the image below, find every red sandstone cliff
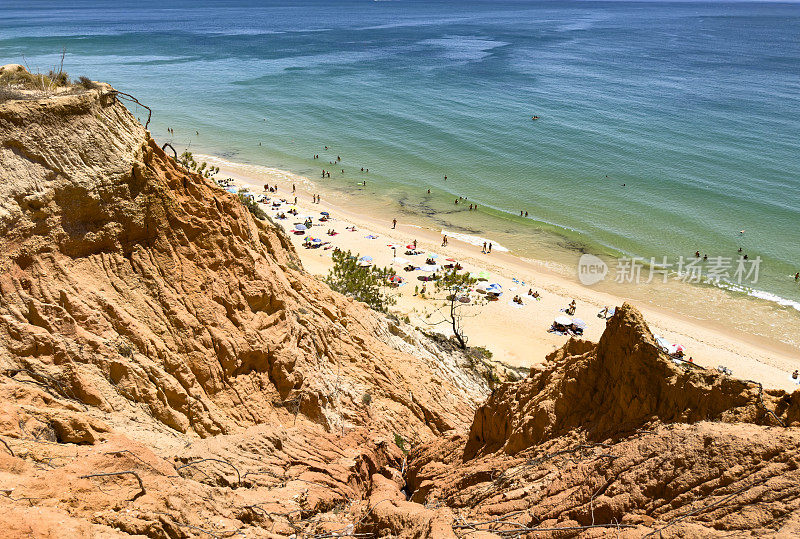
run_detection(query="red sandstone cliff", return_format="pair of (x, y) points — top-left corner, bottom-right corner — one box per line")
(1, 74), (799, 538)
(0, 79), (489, 537)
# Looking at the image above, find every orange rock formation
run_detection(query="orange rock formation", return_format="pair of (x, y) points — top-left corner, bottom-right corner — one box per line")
(1, 74), (798, 537)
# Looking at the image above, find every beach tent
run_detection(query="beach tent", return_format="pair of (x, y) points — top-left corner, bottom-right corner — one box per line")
(359, 255), (373, 263)
(475, 282), (489, 293)
(294, 224), (307, 232)
(571, 318), (587, 331)
(392, 256), (411, 265)
(554, 315), (572, 326)
(388, 275), (404, 284)
(653, 334), (671, 352)
(419, 264), (440, 272)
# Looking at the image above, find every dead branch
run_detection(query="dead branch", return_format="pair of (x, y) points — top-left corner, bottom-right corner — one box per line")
(5, 368), (86, 410)
(104, 449), (168, 475)
(745, 380), (785, 427)
(80, 471), (146, 501)
(162, 142), (177, 160)
(176, 457), (241, 486)
(0, 437), (14, 457)
(110, 90), (152, 129)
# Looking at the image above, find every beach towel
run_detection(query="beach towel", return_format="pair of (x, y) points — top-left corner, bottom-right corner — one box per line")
(365, 234), (379, 239)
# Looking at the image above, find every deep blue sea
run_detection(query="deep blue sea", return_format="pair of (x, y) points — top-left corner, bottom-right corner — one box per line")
(3, 0), (800, 340)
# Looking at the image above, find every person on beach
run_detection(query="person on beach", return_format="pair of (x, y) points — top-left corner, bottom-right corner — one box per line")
(793, 370), (799, 380)
(441, 235), (447, 247)
(488, 243), (492, 253)
(294, 196), (297, 204)
(567, 300), (576, 316)
(444, 175), (447, 180)
(482, 242), (487, 253)
(455, 199), (459, 205)
(525, 211), (528, 217)
(392, 218), (397, 229)
(292, 184), (296, 193)
(795, 272), (799, 281)
(427, 189), (431, 194)
(322, 170), (326, 178)
(413, 239), (417, 249)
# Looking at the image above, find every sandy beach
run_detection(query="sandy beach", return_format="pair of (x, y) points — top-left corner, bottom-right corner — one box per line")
(198, 153), (800, 392)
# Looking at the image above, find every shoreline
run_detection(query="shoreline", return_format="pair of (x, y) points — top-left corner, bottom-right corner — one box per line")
(197, 152), (800, 391)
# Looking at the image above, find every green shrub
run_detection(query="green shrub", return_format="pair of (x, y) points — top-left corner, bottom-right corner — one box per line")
(238, 192), (266, 220)
(325, 249), (396, 312)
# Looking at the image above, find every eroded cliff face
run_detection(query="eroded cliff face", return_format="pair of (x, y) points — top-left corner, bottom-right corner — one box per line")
(407, 304), (800, 537)
(2, 79), (799, 539)
(0, 83), (490, 537)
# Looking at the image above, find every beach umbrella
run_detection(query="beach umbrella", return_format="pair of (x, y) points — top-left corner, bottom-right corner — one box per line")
(428, 253), (439, 259)
(475, 282), (489, 293)
(388, 275), (404, 283)
(226, 186), (238, 194)
(320, 211), (330, 216)
(294, 224), (307, 231)
(359, 255), (373, 263)
(392, 257), (411, 265)
(446, 258), (457, 262)
(406, 244), (416, 249)
(457, 295), (471, 303)
(419, 264), (440, 272)
(554, 315), (572, 326)
(312, 238), (323, 244)
(571, 318), (587, 331)
(486, 283), (502, 294)
(474, 271), (490, 281)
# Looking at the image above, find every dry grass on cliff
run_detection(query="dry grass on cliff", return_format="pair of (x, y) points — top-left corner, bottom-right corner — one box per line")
(0, 67), (95, 102)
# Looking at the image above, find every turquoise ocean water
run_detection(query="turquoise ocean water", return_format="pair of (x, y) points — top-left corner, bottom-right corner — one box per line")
(3, 0), (800, 345)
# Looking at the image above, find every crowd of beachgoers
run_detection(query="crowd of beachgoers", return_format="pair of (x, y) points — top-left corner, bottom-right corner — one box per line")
(197, 156), (800, 393)
(214, 175), (794, 383)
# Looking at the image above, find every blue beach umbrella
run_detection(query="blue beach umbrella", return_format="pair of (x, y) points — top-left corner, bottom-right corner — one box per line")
(294, 224), (307, 231)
